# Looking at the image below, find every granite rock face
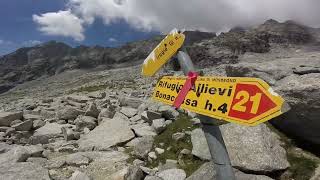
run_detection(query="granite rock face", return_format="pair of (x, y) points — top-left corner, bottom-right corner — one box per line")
(78, 117), (135, 151)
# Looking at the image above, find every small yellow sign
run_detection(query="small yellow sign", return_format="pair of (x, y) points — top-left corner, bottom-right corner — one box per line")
(152, 76), (285, 126)
(142, 29), (185, 76)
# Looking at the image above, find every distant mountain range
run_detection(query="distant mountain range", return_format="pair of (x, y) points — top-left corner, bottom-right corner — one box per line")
(0, 19), (319, 94)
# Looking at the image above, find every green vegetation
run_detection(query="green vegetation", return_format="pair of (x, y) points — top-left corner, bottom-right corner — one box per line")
(266, 123), (319, 180)
(148, 114), (205, 176)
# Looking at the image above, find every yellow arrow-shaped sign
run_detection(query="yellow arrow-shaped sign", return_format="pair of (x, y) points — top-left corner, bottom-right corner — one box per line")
(142, 29), (185, 76)
(153, 76), (286, 126)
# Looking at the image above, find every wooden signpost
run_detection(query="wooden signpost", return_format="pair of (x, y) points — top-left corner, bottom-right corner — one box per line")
(141, 29), (289, 180)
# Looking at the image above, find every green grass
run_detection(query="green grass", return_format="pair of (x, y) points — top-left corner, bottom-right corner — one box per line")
(266, 123), (319, 180)
(68, 84), (111, 94)
(147, 114), (205, 176)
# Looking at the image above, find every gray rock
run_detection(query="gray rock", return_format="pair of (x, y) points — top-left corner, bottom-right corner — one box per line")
(121, 107), (138, 118)
(186, 162), (216, 180)
(0, 111), (23, 126)
(10, 119), (23, 126)
(158, 105), (179, 120)
(12, 120), (33, 131)
(85, 102), (100, 118)
(111, 165), (144, 180)
(311, 165), (320, 180)
(272, 73), (320, 146)
(75, 116), (97, 131)
(157, 169), (186, 180)
(140, 166), (158, 176)
(26, 157), (47, 166)
(172, 132), (186, 141)
(0, 146), (30, 163)
(33, 120), (46, 129)
(234, 169), (274, 180)
(31, 123), (64, 144)
(221, 123), (289, 172)
(133, 159), (146, 166)
(152, 118), (166, 134)
(61, 127), (80, 141)
(0, 162), (50, 180)
(191, 128), (211, 160)
(145, 176), (163, 180)
(132, 136), (154, 159)
(141, 110), (162, 123)
(98, 108), (114, 120)
(114, 111), (129, 120)
(148, 151), (157, 160)
(120, 97), (144, 108)
(132, 124), (157, 137)
(66, 153), (90, 166)
(23, 114), (43, 121)
(0, 142), (13, 153)
(56, 106), (84, 120)
(69, 170), (91, 180)
(155, 148), (165, 154)
(78, 117), (135, 151)
(24, 145), (44, 157)
(67, 95), (91, 103)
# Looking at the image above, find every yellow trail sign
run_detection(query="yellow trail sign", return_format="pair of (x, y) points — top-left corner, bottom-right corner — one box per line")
(142, 29), (185, 76)
(152, 76), (286, 126)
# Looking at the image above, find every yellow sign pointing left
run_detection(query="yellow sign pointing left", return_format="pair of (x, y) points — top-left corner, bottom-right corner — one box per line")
(142, 29), (185, 77)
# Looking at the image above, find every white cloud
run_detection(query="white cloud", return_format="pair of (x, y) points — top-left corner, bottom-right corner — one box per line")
(23, 40), (42, 46)
(33, 10), (85, 41)
(108, 37), (118, 42)
(33, 0), (320, 40)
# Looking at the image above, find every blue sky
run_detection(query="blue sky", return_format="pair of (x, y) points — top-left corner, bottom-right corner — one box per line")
(1, 0), (319, 56)
(0, 0), (159, 55)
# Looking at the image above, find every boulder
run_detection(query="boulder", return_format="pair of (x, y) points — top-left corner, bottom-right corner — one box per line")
(0, 146), (30, 163)
(85, 102), (100, 118)
(272, 73), (320, 145)
(120, 107), (138, 118)
(0, 111), (23, 126)
(66, 153), (90, 166)
(120, 97), (144, 108)
(131, 124), (157, 137)
(158, 105), (179, 120)
(152, 118), (166, 134)
(111, 165), (144, 180)
(69, 171), (91, 180)
(67, 95), (91, 103)
(221, 123), (289, 172)
(30, 123), (65, 144)
(191, 128), (211, 160)
(0, 162), (50, 180)
(226, 57), (320, 146)
(33, 120), (46, 129)
(98, 108), (114, 120)
(311, 165), (320, 180)
(23, 114), (43, 121)
(75, 116), (97, 131)
(132, 136), (154, 159)
(157, 169), (186, 180)
(186, 162), (216, 180)
(141, 110), (162, 123)
(12, 120), (33, 131)
(145, 176), (163, 180)
(234, 169), (274, 180)
(56, 106), (84, 120)
(78, 117), (135, 151)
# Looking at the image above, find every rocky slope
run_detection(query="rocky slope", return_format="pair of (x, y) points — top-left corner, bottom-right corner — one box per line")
(0, 19), (320, 180)
(0, 31), (215, 94)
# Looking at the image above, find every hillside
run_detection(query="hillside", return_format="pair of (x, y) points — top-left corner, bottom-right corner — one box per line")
(0, 20), (319, 180)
